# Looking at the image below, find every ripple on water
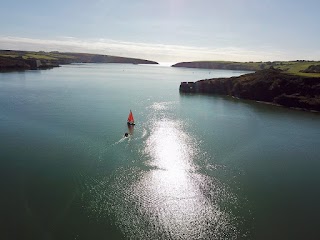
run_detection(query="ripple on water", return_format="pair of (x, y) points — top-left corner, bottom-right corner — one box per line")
(78, 117), (244, 239)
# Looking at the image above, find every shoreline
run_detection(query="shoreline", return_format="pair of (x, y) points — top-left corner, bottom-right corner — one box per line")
(172, 60), (320, 78)
(179, 68), (320, 112)
(0, 50), (158, 72)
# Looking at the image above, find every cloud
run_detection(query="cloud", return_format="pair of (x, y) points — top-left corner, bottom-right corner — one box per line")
(0, 36), (307, 62)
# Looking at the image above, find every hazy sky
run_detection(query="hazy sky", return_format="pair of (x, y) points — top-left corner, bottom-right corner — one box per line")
(1, 0), (319, 63)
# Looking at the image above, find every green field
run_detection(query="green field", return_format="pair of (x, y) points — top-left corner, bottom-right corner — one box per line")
(228, 61), (320, 77)
(0, 51), (77, 61)
(274, 61), (320, 77)
(1, 52), (47, 60)
(0, 50), (158, 71)
(174, 60), (320, 78)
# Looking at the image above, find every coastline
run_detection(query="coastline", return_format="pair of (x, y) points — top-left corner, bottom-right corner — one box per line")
(179, 68), (320, 112)
(0, 50), (158, 71)
(172, 60), (320, 78)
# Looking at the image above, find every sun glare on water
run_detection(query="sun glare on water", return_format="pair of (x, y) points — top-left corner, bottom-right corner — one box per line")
(127, 105), (239, 239)
(83, 102), (240, 239)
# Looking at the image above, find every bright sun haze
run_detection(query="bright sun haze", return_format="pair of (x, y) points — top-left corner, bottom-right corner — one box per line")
(0, 0), (319, 62)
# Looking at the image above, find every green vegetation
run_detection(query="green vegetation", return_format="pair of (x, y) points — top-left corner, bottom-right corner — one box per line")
(23, 53), (57, 60)
(173, 60), (320, 78)
(0, 53), (20, 58)
(0, 51), (77, 61)
(0, 50), (158, 71)
(180, 68), (320, 112)
(273, 61), (320, 77)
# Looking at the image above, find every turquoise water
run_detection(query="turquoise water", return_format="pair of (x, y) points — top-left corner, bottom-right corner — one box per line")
(1, 64), (320, 239)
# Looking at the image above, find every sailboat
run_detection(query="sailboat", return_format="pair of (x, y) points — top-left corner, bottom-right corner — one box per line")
(127, 110), (135, 125)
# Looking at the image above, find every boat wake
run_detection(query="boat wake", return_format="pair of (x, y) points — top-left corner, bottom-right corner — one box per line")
(98, 135), (130, 160)
(141, 128), (147, 139)
(114, 137), (127, 145)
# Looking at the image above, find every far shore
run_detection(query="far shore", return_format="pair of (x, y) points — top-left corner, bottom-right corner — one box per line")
(0, 50), (158, 71)
(172, 60), (320, 78)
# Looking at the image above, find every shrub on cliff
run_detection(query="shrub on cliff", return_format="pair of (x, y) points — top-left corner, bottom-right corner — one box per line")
(301, 65), (320, 73)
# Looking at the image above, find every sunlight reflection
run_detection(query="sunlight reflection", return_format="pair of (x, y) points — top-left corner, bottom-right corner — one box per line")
(132, 117), (236, 238)
(83, 104), (238, 239)
(145, 119), (194, 173)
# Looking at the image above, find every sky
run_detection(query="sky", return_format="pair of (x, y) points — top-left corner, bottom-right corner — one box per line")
(0, 0), (319, 63)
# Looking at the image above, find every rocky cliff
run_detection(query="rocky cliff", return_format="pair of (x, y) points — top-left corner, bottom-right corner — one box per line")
(180, 68), (320, 111)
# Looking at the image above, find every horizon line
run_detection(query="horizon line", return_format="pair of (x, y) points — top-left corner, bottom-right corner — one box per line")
(0, 36), (319, 63)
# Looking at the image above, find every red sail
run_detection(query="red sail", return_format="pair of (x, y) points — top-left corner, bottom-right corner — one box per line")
(127, 110), (134, 123)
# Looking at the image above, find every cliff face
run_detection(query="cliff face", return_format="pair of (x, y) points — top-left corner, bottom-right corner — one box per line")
(0, 56), (30, 70)
(180, 68), (320, 111)
(0, 56), (59, 71)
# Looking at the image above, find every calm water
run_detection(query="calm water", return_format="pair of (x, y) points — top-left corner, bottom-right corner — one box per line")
(1, 64), (320, 239)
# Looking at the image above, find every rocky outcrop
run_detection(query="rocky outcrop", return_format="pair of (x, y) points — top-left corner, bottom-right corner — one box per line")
(0, 56), (29, 71)
(180, 68), (320, 111)
(0, 56), (59, 71)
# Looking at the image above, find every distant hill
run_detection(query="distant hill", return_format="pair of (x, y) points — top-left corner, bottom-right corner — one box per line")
(173, 61), (259, 71)
(172, 60), (320, 78)
(179, 68), (320, 112)
(0, 50), (158, 71)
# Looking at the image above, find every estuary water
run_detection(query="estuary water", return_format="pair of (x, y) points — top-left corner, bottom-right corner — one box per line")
(1, 64), (320, 239)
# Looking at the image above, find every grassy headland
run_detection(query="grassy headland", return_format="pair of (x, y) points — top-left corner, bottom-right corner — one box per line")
(180, 68), (320, 112)
(0, 50), (158, 71)
(172, 60), (320, 78)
